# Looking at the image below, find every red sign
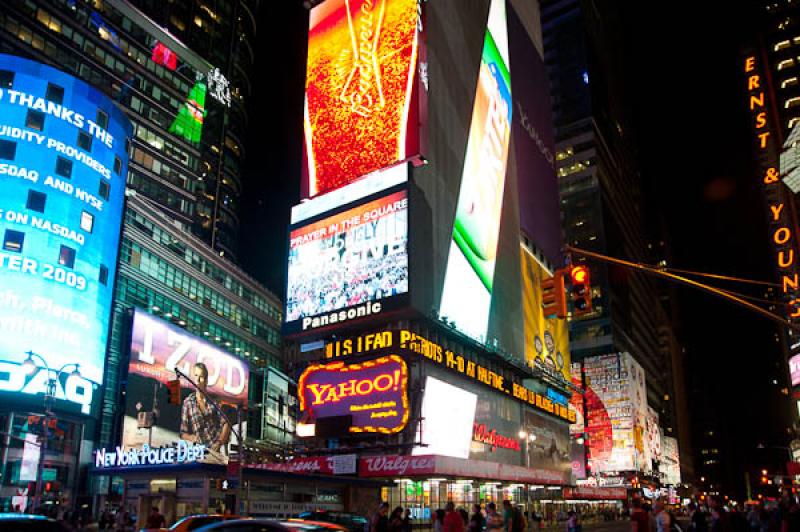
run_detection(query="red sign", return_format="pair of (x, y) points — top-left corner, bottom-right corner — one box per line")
(251, 457), (335, 475)
(787, 461), (800, 476)
(298, 355), (409, 434)
(359, 455), (437, 477)
(564, 487), (627, 500)
(151, 42), (177, 71)
(472, 423), (521, 451)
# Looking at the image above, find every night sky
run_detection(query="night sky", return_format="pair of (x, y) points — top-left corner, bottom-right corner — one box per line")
(240, 1), (794, 497)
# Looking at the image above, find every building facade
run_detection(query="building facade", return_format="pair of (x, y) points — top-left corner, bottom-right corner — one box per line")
(0, 0), (291, 516)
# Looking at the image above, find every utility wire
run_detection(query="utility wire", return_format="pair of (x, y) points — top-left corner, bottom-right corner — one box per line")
(565, 245), (800, 333)
(660, 267), (781, 289)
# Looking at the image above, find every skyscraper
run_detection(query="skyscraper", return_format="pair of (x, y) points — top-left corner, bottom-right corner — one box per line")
(541, 0), (694, 481)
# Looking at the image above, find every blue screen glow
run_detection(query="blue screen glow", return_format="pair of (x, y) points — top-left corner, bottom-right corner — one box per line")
(0, 55), (130, 415)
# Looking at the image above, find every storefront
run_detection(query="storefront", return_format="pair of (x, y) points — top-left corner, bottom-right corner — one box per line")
(91, 460), (386, 527)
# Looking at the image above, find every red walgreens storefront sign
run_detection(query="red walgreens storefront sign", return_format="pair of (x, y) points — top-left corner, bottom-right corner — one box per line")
(359, 455), (436, 477)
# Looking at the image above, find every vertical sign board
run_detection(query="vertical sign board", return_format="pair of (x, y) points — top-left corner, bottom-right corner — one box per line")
(439, 0), (513, 342)
(302, 0), (425, 198)
(743, 51), (800, 411)
(583, 353), (648, 474)
(122, 310), (249, 465)
(0, 55), (129, 415)
(520, 247), (571, 381)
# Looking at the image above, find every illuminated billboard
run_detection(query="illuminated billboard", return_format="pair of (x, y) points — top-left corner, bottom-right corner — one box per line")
(122, 310), (249, 465)
(285, 189), (409, 335)
(523, 409), (572, 483)
(303, 0), (424, 198)
(298, 355), (409, 434)
(643, 406), (661, 474)
(413, 376), (477, 458)
(583, 353), (648, 473)
(439, 0), (512, 341)
(661, 434), (681, 485)
(0, 55), (129, 415)
(521, 246), (571, 381)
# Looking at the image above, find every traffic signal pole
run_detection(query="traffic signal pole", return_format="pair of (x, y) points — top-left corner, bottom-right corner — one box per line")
(564, 245), (800, 333)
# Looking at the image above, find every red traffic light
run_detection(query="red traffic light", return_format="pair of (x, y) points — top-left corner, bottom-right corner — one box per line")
(166, 379), (181, 406)
(570, 266), (589, 285)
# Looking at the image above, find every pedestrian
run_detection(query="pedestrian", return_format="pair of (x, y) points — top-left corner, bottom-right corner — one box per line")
(371, 502), (391, 532)
(145, 506), (166, 529)
(444, 502), (465, 532)
(502, 500), (525, 532)
(631, 498), (651, 532)
(402, 508), (412, 532)
(434, 509), (446, 532)
(566, 511), (581, 532)
(653, 502), (672, 532)
(469, 504), (486, 532)
(389, 507), (405, 532)
(487, 503), (504, 532)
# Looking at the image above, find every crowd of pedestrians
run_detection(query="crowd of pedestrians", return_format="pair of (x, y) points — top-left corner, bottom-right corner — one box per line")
(370, 500), (531, 532)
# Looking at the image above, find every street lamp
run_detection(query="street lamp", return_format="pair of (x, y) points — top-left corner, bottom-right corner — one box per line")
(22, 351), (83, 512)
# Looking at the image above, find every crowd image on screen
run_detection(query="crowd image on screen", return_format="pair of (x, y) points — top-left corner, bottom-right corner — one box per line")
(286, 219), (408, 322)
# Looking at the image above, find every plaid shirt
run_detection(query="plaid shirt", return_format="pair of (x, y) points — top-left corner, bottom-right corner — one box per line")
(180, 392), (223, 447)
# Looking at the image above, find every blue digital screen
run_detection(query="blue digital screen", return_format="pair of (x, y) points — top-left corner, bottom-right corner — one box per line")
(0, 55), (130, 415)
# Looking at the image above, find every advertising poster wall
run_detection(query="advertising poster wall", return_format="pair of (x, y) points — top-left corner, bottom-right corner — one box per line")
(583, 353), (647, 473)
(302, 0), (423, 198)
(439, 0), (512, 342)
(520, 247), (571, 381)
(643, 405), (661, 474)
(0, 55), (130, 415)
(507, 6), (561, 266)
(661, 434), (681, 485)
(285, 189), (409, 335)
(122, 310), (249, 465)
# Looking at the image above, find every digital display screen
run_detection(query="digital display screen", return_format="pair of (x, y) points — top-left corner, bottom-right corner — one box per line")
(298, 355), (409, 434)
(413, 376), (477, 459)
(285, 189), (409, 334)
(303, 0), (422, 198)
(122, 310), (249, 465)
(0, 55), (129, 415)
(439, 0), (512, 341)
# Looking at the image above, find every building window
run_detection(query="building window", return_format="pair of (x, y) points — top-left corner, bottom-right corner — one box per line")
(26, 190), (46, 213)
(45, 83), (64, 104)
(0, 140), (16, 160)
(58, 245), (76, 268)
(80, 211), (94, 233)
(25, 110), (45, 131)
(99, 264), (109, 285)
(0, 70), (14, 89)
(3, 230), (25, 252)
(114, 156), (122, 175)
(775, 39), (791, 51)
(77, 131), (92, 151)
(96, 109), (109, 130)
(782, 77), (799, 89)
(55, 157), (73, 179)
(99, 180), (110, 200)
(779, 58), (795, 71)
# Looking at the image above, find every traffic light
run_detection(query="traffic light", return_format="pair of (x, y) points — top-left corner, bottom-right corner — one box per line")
(166, 379), (181, 405)
(541, 269), (567, 319)
(569, 265), (592, 317)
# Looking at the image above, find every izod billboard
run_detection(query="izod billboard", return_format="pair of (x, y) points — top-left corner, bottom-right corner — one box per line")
(121, 310), (249, 466)
(298, 355), (410, 434)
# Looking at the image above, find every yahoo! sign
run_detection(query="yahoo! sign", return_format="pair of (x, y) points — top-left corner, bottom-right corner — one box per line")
(298, 355), (409, 434)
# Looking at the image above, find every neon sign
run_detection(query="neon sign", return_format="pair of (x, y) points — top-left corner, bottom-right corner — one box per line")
(94, 441), (207, 469)
(472, 423), (521, 451)
(298, 355), (409, 433)
(744, 55), (800, 327)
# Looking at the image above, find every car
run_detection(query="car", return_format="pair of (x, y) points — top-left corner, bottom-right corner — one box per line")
(193, 518), (347, 532)
(0, 513), (72, 532)
(168, 514), (247, 532)
(295, 511), (369, 532)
